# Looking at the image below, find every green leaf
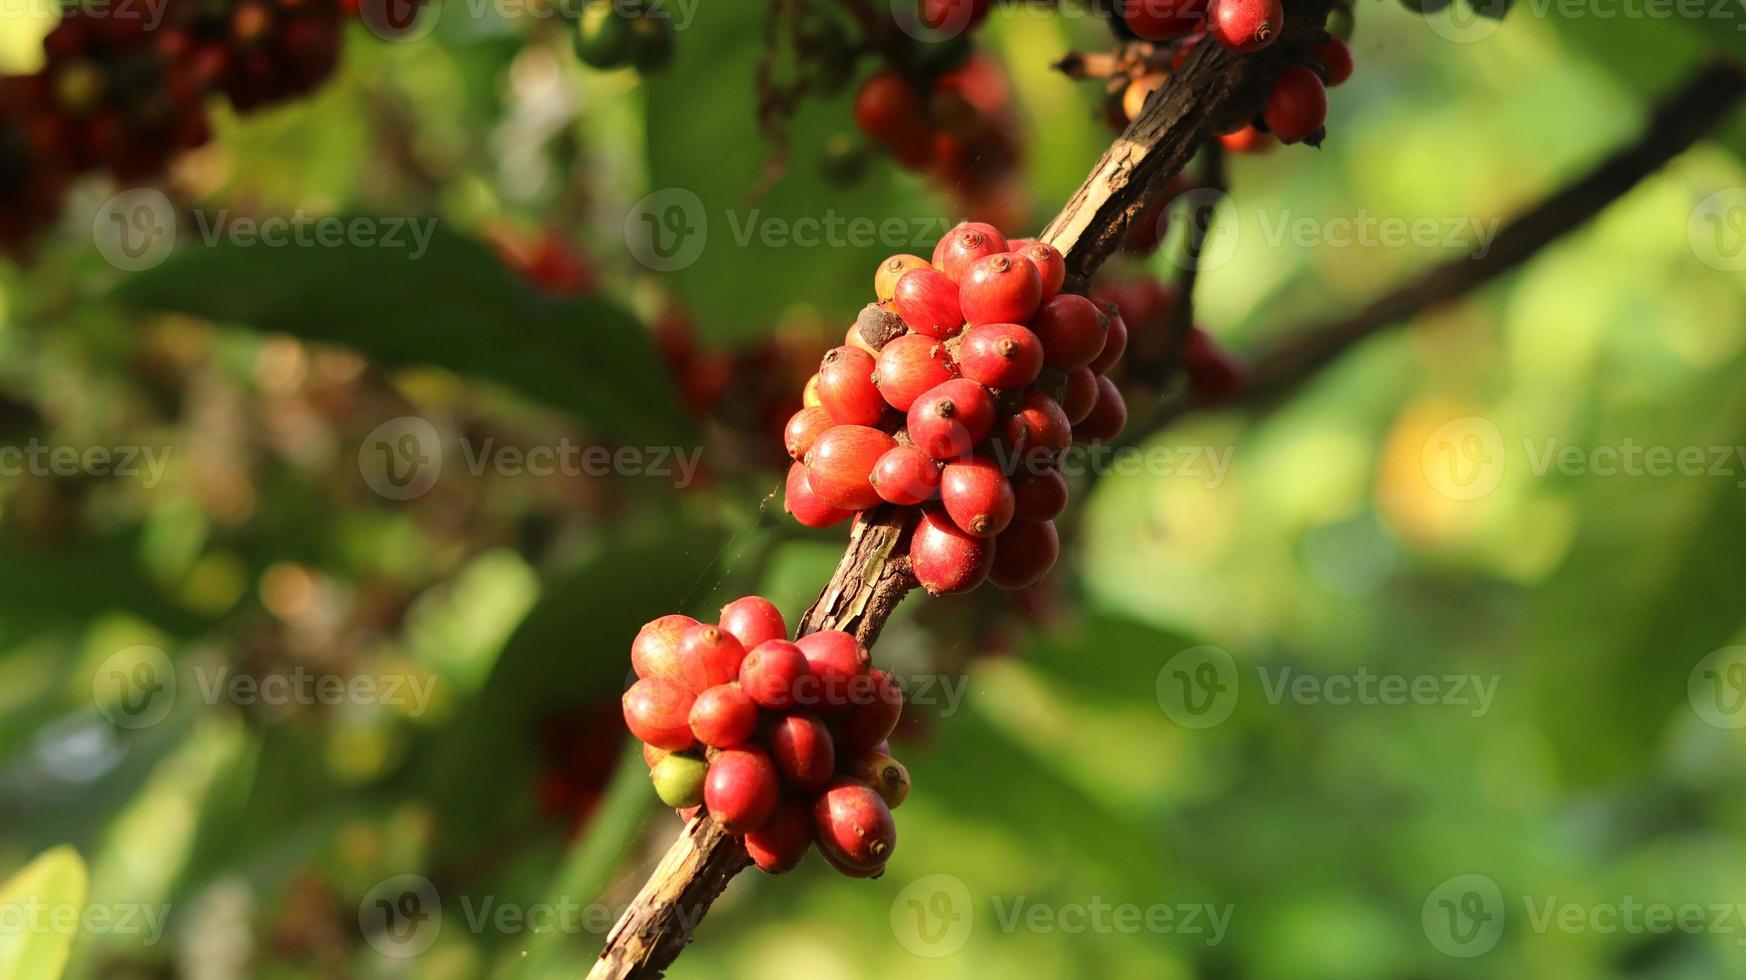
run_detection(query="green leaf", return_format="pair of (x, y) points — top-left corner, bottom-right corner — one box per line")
(0, 847), (88, 980)
(110, 224), (693, 445)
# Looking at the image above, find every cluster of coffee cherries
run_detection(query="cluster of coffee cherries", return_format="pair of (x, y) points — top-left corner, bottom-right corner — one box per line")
(571, 0), (675, 74)
(782, 222), (1129, 596)
(622, 597), (908, 877)
(1109, 1), (1354, 150)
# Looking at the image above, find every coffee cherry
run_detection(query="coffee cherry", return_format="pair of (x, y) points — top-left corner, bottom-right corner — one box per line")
(816, 346), (885, 426)
(845, 323), (879, 355)
(631, 613), (701, 685)
(988, 519), (1059, 590)
(674, 624), (742, 692)
(784, 461), (852, 528)
(1011, 468), (1069, 521)
(802, 374), (823, 408)
(910, 509), (995, 595)
(704, 747), (779, 833)
(854, 71), (921, 142)
(873, 334), (959, 411)
(740, 639), (810, 710)
(957, 322), (1044, 390)
(920, 0), (993, 31)
(1030, 294), (1109, 370)
(931, 221), (1009, 282)
(745, 797), (812, 874)
(959, 253), (1042, 326)
(1121, 0), (1207, 39)
(1012, 391), (1073, 465)
(875, 254), (931, 303)
(769, 713), (836, 791)
(813, 776), (896, 871)
(718, 596), (787, 651)
(1326, 7), (1355, 39)
(1013, 242), (1066, 301)
(650, 752), (707, 808)
(795, 630), (871, 711)
(1087, 303), (1129, 375)
(1183, 327), (1246, 403)
(870, 444), (943, 506)
(1313, 36), (1354, 86)
(836, 668), (903, 754)
(893, 267), (965, 339)
(907, 379), (998, 461)
(941, 456), (1015, 537)
(622, 677), (696, 751)
(1073, 376), (1127, 443)
(848, 752), (911, 809)
(643, 743), (670, 769)
(1263, 66), (1328, 145)
(574, 2), (633, 69)
(1061, 367), (1099, 424)
(689, 683), (758, 748)
(815, 842), (885, 878)
(1208, 0), (1283, 53)
(785, 406), (835, 461)
(805, 425), (896, 511)
(1218, 124), (1272, 154)
(1122, 73), (1166, 125)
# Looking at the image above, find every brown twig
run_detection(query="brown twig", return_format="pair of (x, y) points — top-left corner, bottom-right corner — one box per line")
(584, 5), (1332, 977)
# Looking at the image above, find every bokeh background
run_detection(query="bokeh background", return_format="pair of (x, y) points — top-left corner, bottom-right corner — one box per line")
(3, 1), (1746, 978)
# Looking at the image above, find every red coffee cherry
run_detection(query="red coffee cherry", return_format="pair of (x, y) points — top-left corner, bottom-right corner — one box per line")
(848, 752), (911, 809)
(816, 346), (885, 426)
(870, 444), (943, 506)
(812, 776), (896, 871)
(1030, 294), (1109, 370)
(893, 267), (965, 339)
(674, 624), (742, 692)
(1208, 0), (1282, 53)
(784, 461), (852, 528)
(630, 613), (700, 685)
(959, 253), (1042, 326)
(1061, 367), (1099, 424)
(784, 406), (834, 461)
(1263, 66), (1328, 145)
(795, 630), (871, 711)
(718, 595), (787, 651)
(875, 253), (930, 303)
(688, 683), (758, 748)
(907, 379), (998, 461)
(910, 509), (995, 595)
(1073, 376), (1128, 443)
(872, 334), (959, 411)
(1219, 124), (1272, 154)
(1011, 468), (1069, 522)
(854, 71), (921, 142)
(1012, 391), (1073, 464)
(1121, 0), (1207, 40)
(836, 668), (903, 755)
(931, 221), (1009, 282)
(919, 0), (993, 31)
(769, 713), (836, 791)
(1183, 327), (1247, 403)
(1087, 303), (1129, 375)
(1313, 36), (1353, 87)
(957, 322), (1044, 390)
(739, 639), (809, 710)
(704, 747), (780, 833)
(940, 456), (1016, 537)
(622, 677), (696, 751)
(805, 425), (896, 511)
(1013, 242), (1066, 301)
(745, 797), (812, 874)
(988, 519), (1060, 590)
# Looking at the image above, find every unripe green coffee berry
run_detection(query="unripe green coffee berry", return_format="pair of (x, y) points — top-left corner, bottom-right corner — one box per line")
(650, 752), (708, 808)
